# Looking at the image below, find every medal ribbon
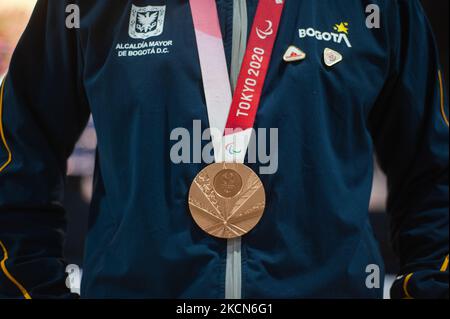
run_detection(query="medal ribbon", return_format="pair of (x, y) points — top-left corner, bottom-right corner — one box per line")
(190, 0), (285, 163)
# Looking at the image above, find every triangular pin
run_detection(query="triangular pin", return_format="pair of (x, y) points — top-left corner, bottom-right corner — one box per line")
(283, 46), (306, 62)
(324, 48), (343, 67)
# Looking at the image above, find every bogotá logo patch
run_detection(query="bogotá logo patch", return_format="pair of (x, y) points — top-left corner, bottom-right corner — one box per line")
(129, 4), (166, 40)
(299, 22), (352, 48)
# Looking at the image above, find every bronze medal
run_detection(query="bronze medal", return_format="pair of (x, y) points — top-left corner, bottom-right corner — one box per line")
(188, 163), (265, 239)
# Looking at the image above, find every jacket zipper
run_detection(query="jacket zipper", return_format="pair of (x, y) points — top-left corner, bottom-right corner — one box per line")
(225, 0), (248, 300)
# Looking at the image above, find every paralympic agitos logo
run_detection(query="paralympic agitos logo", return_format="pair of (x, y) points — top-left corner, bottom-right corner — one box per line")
(256, 20), (274, 40)
(299, 22), (352, 48)
(226, 142), (242, 156)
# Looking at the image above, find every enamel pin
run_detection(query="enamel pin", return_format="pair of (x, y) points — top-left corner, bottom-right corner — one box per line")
(283, 46), (306, 62)
(323, 48), (343, 67)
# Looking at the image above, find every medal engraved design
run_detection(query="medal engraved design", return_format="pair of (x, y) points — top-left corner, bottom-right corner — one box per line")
(189, 163), (266, 239)
(214, 169), (243, 198)
(192, 170), (225, 219)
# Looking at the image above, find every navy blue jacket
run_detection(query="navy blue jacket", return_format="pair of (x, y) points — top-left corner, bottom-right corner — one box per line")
(0, 0), (448, 298)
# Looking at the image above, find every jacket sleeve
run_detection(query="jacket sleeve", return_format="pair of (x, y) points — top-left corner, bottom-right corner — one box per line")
(369, 0), (449, 299)
(0, 0), (89, 298)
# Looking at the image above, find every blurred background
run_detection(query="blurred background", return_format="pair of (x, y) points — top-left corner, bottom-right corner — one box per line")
(0, 0), (448, 298)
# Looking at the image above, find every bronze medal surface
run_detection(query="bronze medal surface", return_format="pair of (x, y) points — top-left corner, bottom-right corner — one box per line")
(188, 163), (266, 239)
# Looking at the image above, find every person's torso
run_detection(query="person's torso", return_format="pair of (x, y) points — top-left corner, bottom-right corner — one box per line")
(78, 0), (391, 298)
